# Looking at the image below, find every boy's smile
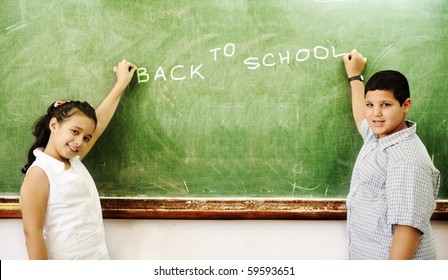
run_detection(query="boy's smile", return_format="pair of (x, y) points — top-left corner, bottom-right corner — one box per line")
(364, 90), (411, 139)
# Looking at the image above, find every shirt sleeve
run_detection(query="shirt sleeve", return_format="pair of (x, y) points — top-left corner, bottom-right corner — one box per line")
(386, 163), (438, 234)
(360, 119), (375, 143)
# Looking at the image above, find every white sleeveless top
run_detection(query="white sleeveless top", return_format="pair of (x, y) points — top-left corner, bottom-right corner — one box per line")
(27, 149), (109, 259)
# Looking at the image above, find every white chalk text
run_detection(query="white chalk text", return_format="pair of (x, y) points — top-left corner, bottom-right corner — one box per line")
(136, 43), (346, 83)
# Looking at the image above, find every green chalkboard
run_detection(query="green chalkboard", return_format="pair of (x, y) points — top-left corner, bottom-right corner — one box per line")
(1, 0), (447, 200)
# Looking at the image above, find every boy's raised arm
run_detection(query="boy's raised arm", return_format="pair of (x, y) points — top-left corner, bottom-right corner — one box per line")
(343, 49), (367, 133)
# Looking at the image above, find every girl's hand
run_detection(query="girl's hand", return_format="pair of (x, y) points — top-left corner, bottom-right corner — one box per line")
(343, 49), (367, 78)
(113, 59), (137, 89)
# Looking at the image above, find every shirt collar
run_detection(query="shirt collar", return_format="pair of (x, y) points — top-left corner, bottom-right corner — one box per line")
(33, 148), (78, 174)
(378, 120), (416, 149)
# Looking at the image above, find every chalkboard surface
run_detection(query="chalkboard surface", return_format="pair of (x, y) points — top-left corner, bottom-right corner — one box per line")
(1, 0), (447, 200)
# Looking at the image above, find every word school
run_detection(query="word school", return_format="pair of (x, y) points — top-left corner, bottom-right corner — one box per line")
(136, 44), (346, 83)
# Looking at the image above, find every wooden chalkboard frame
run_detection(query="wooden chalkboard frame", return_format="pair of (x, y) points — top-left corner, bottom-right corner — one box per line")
(2, 1), (448, 215)
(1, 197), (447, 220)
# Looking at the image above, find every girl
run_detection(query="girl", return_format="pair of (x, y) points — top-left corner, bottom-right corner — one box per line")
(20, 59), (137, 259)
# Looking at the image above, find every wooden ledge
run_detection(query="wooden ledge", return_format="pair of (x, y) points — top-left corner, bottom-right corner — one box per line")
(1, 197), (447, 220)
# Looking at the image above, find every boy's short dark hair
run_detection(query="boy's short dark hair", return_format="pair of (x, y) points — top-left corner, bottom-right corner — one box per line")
(364, 70), (410, 105)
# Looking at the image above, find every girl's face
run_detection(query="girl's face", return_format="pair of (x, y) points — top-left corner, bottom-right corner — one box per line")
(364, 90), (411, 139)
(47, 112), (96, 163)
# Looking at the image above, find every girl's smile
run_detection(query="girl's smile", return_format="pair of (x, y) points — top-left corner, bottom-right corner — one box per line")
(46, 113), (96, 165)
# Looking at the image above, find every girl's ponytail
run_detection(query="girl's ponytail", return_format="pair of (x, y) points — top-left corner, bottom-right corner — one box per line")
(21, 114), (52, 174)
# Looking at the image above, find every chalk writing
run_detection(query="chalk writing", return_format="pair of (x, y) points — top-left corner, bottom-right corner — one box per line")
(137, 64), (204, 83)
(209, 43), (236, 61)
(244, 46), (346, 70)
(137, 43), (346, 83)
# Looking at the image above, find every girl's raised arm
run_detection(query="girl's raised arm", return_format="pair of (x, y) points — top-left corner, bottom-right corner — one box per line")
(80, 59), (137, 160)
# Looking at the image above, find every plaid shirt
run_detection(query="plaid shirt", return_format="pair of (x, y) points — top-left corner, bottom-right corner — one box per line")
(346, 119), (440, 259)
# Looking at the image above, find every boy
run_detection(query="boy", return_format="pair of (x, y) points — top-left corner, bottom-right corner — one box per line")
(343, 49), (440, 259)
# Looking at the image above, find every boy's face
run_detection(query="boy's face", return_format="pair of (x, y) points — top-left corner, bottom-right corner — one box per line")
(364, 90), (411, 139)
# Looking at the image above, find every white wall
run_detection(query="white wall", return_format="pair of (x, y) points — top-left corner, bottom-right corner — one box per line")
(1, 219), (447, 260)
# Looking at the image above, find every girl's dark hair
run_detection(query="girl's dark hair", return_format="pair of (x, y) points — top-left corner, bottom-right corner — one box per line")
(22, 101), (97, 174)
(364, 70), (410, 105)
